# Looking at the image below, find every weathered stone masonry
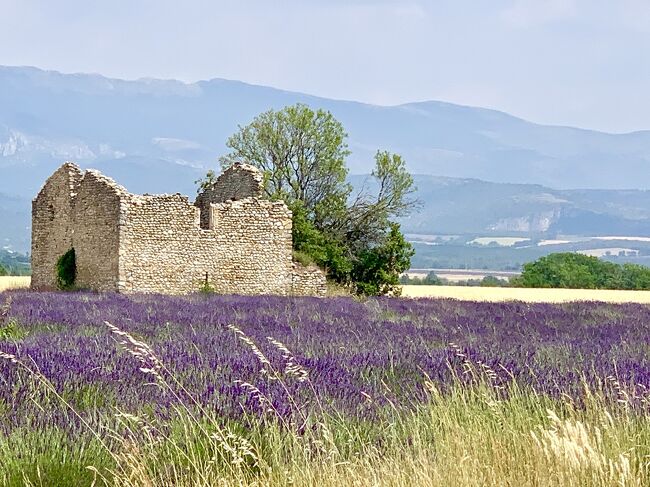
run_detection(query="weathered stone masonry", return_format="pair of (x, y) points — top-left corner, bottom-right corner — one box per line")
(32, 162), (326, 296)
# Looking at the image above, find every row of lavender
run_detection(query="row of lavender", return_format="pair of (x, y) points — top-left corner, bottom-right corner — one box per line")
(1, 291), (649, 433)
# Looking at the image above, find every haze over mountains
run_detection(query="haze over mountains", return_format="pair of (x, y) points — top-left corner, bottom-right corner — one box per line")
(1, 65), (650, 253)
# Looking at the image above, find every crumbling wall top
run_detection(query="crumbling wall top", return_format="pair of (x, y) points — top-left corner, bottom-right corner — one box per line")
(34, 161), (83, 202)
(194, 162), (265, 229)
(80, 169), (131, 199)
(199, 163), (263, 202)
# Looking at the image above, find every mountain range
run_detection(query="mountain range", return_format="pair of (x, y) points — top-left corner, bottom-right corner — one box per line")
(1, 65), (650, 253)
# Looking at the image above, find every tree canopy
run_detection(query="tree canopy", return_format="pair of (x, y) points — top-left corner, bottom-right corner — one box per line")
(221, 103), (350, 221)
(512, 252), (650, 290)
(209, 103), (419, 295)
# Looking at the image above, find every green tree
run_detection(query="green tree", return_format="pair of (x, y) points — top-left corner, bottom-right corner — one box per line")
(339, 150), (418, 252)
(424, 271), (444, 285)
(513, 252), (650, 290)
(480, 276), (508, 287)
(621, 263), (650, 290)
(352, 223), (414, 296)
(210, 103), (419, 295)
(290, 200), (353, 283)
(0, 264), (7, 277)
(399, 271), (444, 286)
(514, 253), (598, 288)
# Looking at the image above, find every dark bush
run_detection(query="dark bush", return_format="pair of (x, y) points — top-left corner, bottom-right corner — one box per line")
(56, 248), (76, 290)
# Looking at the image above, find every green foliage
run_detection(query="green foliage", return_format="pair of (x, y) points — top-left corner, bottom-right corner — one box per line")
(620, 263), (650, 290)
(400, 271), (445, 286)
(2, 322), (27, 344)
(513, 252), (650, 290)
(424, 272), (445, 285)
(55, 248), (76, 290)
(341, 150), (419, 252)
(371, 151), (416, 218)
(221, 103), (351, 228)
(194, 169), (218, 193)
(290, 201), (353, 283)
(479, 276), (509, 287)
(215, 104), (419, 295)
(198, 281), (216, 294)
(292, 250), (315, 267)
(425, 272), (445, 285)
(0, 320), (26, 341)
(0, 264), (6, 276)
(0, 297), (25, 344)
(198, 273), (216, 294)
(351, 223), (414, 296)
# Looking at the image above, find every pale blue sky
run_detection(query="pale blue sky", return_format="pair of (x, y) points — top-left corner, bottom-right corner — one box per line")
(1, 0), (649, 133)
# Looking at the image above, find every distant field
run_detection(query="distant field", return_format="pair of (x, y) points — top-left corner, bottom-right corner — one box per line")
(402, 284), (650, 303)
(410, 233), (650, 270)
(0, 276), (30, 291)
(593, 236), (650, 243)
(406, 268), (520, 283)
(469, 237), (530, 246)
(578, 247), (639, 257)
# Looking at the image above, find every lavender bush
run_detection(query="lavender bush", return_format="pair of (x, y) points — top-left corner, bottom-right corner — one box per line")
(1, 291), (649, 485)
(1, 291), (648, 434)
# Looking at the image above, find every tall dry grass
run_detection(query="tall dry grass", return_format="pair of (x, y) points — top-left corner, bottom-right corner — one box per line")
(97, 386), (648, 487)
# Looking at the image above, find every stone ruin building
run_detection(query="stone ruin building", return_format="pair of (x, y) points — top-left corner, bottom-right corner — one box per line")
(31, 162), (326, 296)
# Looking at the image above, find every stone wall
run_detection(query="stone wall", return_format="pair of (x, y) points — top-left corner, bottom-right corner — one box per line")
(194, 162), (264, 229)
(291, 263), (327, 296)
(208, 198), (293, 294)
(118, 194), (203, 293)
(31, 163), (82, 289)
(72, 171), (126, 292)
(119, 195), (293, 295)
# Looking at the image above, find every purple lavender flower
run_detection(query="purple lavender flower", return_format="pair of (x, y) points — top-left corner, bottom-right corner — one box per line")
(0, 290), (648, 434)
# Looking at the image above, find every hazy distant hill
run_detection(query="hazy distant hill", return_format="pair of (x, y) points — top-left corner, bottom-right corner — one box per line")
(3, 65), (650, 253)
(399, 176), (650, 236)
(2, 65), (650, 200)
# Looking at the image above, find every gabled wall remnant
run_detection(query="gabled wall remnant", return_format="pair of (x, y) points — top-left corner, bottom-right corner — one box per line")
(73, 170), (127, 291)
(31, 163), (82, 289)
(31, 161), (326, 296)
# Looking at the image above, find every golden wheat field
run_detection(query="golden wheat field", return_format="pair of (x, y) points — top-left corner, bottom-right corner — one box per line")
(401, 284), (650, 303)
(0, 276), (31, 291)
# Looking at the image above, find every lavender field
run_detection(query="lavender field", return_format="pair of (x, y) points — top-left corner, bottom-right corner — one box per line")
(1, 291), (649, 486)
